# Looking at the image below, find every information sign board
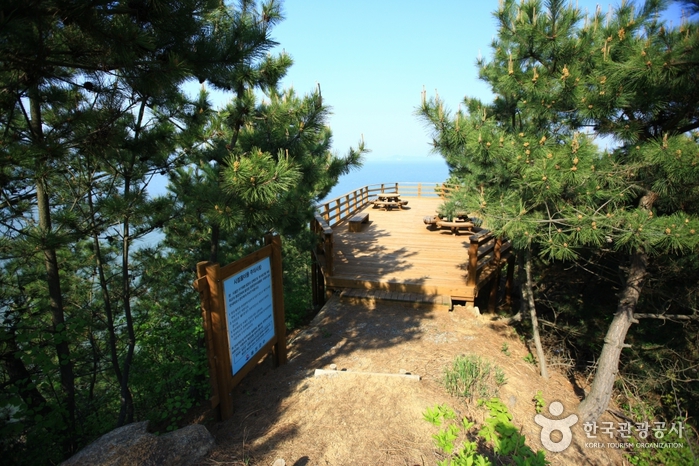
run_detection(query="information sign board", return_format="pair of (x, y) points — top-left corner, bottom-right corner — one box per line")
(223, 257), (275, 375)
(195, 235), (287, 421)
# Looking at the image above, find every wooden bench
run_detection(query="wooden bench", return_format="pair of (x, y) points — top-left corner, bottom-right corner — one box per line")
(349, 212), (370, 232)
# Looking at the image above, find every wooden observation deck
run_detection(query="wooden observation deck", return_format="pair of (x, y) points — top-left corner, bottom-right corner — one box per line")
(311, 183), (514, 311)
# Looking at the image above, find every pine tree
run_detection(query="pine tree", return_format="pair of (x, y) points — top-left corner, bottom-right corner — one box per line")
(0, 0), (309, 461)
(168, 84), (366, 266)
(420, 0), (699, 422)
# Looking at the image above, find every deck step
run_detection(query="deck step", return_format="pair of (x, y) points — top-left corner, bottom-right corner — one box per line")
(339, 288), (451, 307)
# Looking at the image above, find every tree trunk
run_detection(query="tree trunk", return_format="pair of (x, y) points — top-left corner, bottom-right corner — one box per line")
(88, 188), (123, 388)
(524, 248), (548, 379)
(30, 91), (76, 454)
(117, 200), (135, 426)
(116, 99), (148, 426)
(209, 222), (220, 263)
(577, 250), (647, 423)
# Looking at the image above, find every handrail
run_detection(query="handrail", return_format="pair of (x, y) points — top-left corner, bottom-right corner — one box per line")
(317, 182), (457, 227)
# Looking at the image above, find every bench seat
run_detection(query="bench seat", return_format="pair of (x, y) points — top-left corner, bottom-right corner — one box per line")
(349, 212), (370, 232)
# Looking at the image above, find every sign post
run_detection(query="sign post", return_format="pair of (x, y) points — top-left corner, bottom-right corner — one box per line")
(194, 235), (287, 420)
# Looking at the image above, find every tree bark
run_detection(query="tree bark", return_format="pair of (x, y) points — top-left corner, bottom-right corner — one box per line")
(577, 250), (647, 423)
(116, 98), (149, 426)
(30, 91), (76, 453)
(88, 187), (124, 388)
(524, 248), (548, 379)
(209, 222), (220, 263)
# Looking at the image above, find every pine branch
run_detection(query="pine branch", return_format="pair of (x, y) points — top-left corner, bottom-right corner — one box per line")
(634, 313), (699, 322)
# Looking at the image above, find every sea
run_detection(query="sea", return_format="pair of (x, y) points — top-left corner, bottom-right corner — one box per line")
(138, 156), (450, 248)
(322, 156), (450, 202)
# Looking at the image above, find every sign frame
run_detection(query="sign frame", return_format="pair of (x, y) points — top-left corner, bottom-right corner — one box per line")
(194, 235), (287, 420)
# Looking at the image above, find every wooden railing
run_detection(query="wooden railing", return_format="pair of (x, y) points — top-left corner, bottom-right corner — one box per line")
(317, 182), (457, 227)
(461, 230), (514, 312)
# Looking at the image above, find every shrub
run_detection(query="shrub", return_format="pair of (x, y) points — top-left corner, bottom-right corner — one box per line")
(444, 355), (506, 401)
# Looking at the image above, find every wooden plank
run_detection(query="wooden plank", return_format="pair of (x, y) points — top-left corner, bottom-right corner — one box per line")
(318, 197), (510, 308)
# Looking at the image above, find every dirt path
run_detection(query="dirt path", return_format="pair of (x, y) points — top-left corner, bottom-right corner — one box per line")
(201, 295), (624, 465)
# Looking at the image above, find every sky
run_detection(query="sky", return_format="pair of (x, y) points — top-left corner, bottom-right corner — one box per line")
(257, 0), (685, 163)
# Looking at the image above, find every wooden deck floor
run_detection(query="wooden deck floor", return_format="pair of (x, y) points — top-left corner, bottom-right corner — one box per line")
(325, 197), (474, 299)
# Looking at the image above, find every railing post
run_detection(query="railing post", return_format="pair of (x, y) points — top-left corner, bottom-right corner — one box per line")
(324, 231), (333, 276)
(505, 254), (515, 308)
(488, 237), (503, 313)
(466, 237), (479, 289)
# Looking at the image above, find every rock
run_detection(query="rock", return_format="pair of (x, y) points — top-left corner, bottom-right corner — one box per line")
(61, 421), (214, 466)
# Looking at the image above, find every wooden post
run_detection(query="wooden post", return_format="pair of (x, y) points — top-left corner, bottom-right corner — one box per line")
(311, 250), (319, 308)
(265, 234), (287, 367)
(488, 238), (503, 313)
(466, 238), (479, 289)
(203, 262), (235, 420)
(505, 254), (515, 307)
(195, 262), (220, 414)
(324, 230), (333, 276)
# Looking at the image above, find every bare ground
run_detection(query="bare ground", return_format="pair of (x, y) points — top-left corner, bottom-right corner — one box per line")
(198, 294), (627, 466)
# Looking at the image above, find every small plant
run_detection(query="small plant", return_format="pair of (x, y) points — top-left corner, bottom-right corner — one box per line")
(434, 424), (461, 454)
(533, 390), (546, 414)
(479, 398), (549, 464)
(444, 354), (507, 401)
(423, 404), (456, 426)
(523, 353), (537, 365)
(423, 400), (549, 466)
(501, 342), (511, 356)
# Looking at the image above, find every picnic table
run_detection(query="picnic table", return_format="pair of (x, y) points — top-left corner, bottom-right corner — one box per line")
(372, 193), (408, 210)
(377, 193), (401, 202)
(423, 213), (476, 235)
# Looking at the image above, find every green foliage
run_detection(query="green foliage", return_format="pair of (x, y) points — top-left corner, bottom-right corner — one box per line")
(479, 398), (548, 465)
(420, 0), (699, 427)
(626, 427), (698, 466)
(533, 391), (545, 414)
(0, 0), (364, 463)
(419, 0), (699, 259)
(434, 424), (462, 454)
(423, 404), (457, 426)
(444, 355), (507, 401)
(500, 343), (511, 356)
(424, 400), (548, 466)
(523, 353), (537, 365)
